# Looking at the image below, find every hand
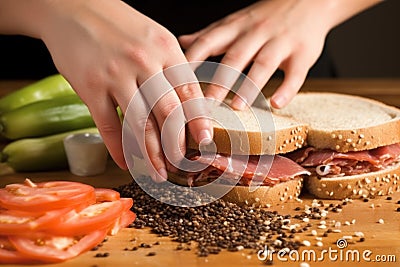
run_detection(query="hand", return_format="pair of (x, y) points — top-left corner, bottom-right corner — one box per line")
(39, 0), (212, 181)
(179, 0), (380, 109)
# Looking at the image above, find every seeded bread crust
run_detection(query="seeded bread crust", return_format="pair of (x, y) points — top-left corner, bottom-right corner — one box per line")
(168, 171), (303, 207)
(187, 104), (308, 155)
(273, 92), (400, 152)
(305, 162), (400, 200)
(214, 178), (303, 207)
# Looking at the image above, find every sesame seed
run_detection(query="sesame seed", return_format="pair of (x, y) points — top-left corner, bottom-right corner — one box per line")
(311, 230), (318, 236)
(300, 262), (310, 267)
(343, 236), (353, 240)
(318, 225), (327, 229)
(378, 219), (385, 224)
(337, 135), (343, 140)
(346, 138), (352, 143)
(302, 240), (311, 247)
(316, 241), (323, 247)
(354, 232), (364, 238)
(335, 145), (340, 150)
(359, 134), (365, 139)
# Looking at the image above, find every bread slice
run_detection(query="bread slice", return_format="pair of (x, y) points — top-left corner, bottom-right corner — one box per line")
(273, 92), (400, 152)
(306, 162), (400, 200)
(168, 171), (303, 207)
(187, 104), (308, 155)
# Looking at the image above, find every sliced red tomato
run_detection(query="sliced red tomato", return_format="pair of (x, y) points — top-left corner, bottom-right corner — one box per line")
(120, 197), (133, 211)
(0, 236), (40, 264)
(108, 198), (135, 235)
(9, 230), (107, 263)
(0, 207), (72, 235)
(44, 200), (124, 236)
(0, 179), (96, 212)
(95, 188), (120, 202)
(108, 210), (136, 236)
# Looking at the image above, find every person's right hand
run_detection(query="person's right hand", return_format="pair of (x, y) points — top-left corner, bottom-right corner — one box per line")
(36, 0), (212, 181)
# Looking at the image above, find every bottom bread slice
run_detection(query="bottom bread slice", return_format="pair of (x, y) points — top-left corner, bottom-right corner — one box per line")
(305, 161), (400, 199)
(168, 171), (303, 207)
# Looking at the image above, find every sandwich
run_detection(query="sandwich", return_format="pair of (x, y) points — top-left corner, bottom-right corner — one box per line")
(274, 92), (400, 200)
(168, 102), (311, 207)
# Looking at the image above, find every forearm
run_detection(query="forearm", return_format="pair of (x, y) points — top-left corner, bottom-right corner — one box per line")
(0, 0), (53, 38)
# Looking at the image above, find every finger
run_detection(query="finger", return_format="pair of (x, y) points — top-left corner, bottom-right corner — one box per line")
(178, 21), (219, 49)
(230, 39), (288, 110)
(87, 96), (126, 170)
(183, 24), (240, 62)
(178, 33), (200, 49)
(204, 33), (266, 103)
(139, 71), (187, 167)
(270, 54), (310, 109)
(163, 63), (213, 145)
(124, 88), (168, 182)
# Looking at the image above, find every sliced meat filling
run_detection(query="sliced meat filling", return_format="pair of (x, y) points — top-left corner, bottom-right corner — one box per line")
(287, 143), (400, 177)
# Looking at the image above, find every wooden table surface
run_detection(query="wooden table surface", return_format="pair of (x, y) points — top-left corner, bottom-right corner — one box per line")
(0, 79), (400, 267)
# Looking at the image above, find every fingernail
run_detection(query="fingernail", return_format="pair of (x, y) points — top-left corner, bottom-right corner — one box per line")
(231, 96), (247, 110)
(152, 168), (168, 183)
(198, 129), (212, 145)
(272, 95), (286, 108)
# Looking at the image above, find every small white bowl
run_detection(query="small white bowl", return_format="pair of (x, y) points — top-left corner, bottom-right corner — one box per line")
(63, 133), (108, 176)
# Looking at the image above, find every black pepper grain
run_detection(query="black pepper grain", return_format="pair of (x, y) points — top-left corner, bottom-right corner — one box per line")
(386, 196), (392, 201)
(146, 252), (156, 256)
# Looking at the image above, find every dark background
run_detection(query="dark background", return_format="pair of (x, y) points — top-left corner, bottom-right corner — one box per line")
(0, 0), (398, 80)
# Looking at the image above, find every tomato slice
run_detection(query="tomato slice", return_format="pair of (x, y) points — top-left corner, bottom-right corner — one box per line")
(120, 197), (133, 211)
(0, 179), (96, 212)
(0, 236), (40, 264)
(44, 200), (124, 236)
(108, 210), (136, 236)
(95, 188), (120, 202)
(108, 198), (135, 235)
(9, 230), (107, 263)
(0, 207), (72, 235)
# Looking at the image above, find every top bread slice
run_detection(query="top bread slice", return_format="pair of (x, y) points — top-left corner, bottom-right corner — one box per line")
(272, 92), (400, 152)
(187, 104), (308, 155)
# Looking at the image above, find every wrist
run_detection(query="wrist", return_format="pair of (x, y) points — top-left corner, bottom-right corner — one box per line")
(317, 0), (383, 30)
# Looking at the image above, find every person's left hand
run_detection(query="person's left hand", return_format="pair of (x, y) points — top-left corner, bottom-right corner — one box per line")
(179, 0), (330, 109)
